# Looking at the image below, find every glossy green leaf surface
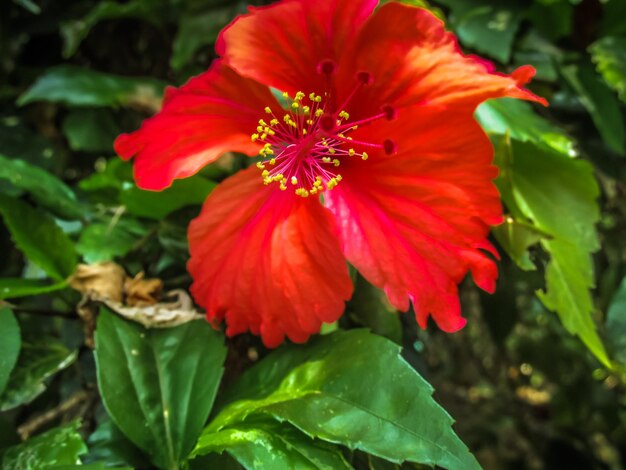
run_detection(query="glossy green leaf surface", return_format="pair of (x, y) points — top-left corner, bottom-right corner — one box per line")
(95, 309), (227, 470)
(18, 66), (165, 110)
(195, 420), (352, 470)
(0, 338), (77, 410)
(0, 195), (78, 281)
(476, 98), (574, 155)
(0, 307), (20, 395)
(203, 330), (479, 469)
(0, 153), (83, 220)
(492, 218), (544, 271)
(496, 137), (609, 367)
(0, 421), (86, 469)
(0, 278), (68, 300)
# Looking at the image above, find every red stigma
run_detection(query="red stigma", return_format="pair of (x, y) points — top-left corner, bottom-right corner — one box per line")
(383, 139), (397, 155)
(317, 59), (337, 76)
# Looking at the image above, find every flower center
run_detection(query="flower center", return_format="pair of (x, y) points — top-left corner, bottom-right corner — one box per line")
(252, 75), (396, 198)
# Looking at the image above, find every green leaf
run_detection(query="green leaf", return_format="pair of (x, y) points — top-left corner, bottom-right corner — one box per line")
(95, 309), (228, 470)
(561, 63), (625, 154)
(0, 337), (77, 410)
(492, 218), (544, 271)
(589, 36), (626, 105)
(347, 275), (402, 344)
(606, 277), (626, 365)
(0, 422), (87, 469)
(76, 219), (147, 263)
(120, 175), (216, 219)
(0, 278), (68, 300)
(437, 0), (523, 63)
(0, 153), (83, 220)
(62, 108), (121, 153)
(0, 195), (78, 281)
(18, 66), (165, 111)
(476, 98), (575, 155)
(171, 3), (246, 71)
(0, 307), (20, 395)
(60, 0), (166, 58)
(195, 419), (352, 470)
(202, 330), (479, 469)
(495, 137), (610, 367)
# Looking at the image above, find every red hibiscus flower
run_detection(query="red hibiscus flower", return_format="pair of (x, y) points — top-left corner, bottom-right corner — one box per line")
(115, 0), (546, 347)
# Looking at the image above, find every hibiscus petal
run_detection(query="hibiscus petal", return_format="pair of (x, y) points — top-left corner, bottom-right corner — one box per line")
(188, 167), (353, 347)
(325, 106), (501, 332)
(217, 0), (377, 95)
(114, 61), (276, 190)
(338, 3), (546, 115)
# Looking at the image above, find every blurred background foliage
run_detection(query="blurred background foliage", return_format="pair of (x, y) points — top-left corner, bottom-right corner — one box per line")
(1, 0), (626, 468)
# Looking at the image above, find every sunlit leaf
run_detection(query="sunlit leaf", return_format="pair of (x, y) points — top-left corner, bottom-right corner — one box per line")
(476, 97), (575, 155)
(95, 309), (227, 469)
(203, 330), (479, 469)
(77, 218), (148, 263)
(495, 137), (609, 367)
(195, 419), (352, 470)
(492, 217), (545, 271)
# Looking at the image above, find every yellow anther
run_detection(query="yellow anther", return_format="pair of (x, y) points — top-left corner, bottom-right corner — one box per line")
(310, 187), (318, 195)
(291, 176), (298, 185)
(339, 110), (350, 120)
(282, 91), (289, 98)
(302, 106), (310, 113)
(292, 102), (299, 109)
(262, 170), (269, 177)
(315, 109), (324, 117)
(263, 178), (271, 185)
(257, 126), (263, 132)
(283, 114), (291, 123)
(348, 148), (355, 156)
(261, 133), (267, 140)
(302, 129), (307, 135)
(251, 134), (259, 142)
(269, 158), (276, 165)
(256, 162), (265, 169)
(309, 93), (316, 101)
(270, 118), (279, 126)
(322, 157), (331, 163)
(314, 95), (322, 102)
(295, 91), (305, 101)
(333, 159), (340, 167)
(338, 133), (346, 139)
(328, 148), (336, 154)
(280, 184), (287, 191)
(306, 119), (313, 125)
(259, 119), (267, 126)
(336, 174), (342, 181)
(327, 178), (338, 190)
(361, 152), (369, 161)
(295, 188), (309, 198)
(265, 107), (272, 114)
